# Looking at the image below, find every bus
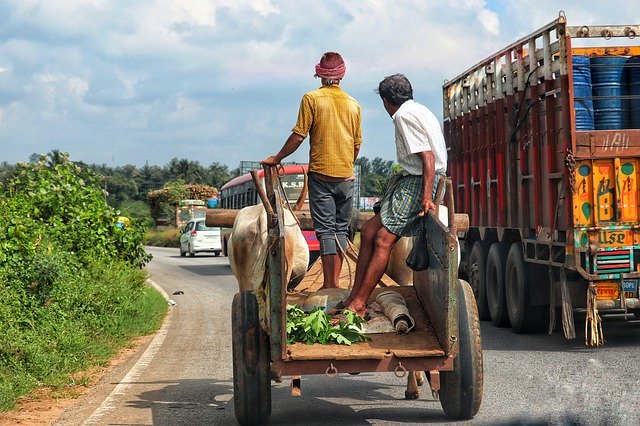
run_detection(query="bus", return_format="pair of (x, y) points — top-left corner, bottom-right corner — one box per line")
(219, 164), (320, 261)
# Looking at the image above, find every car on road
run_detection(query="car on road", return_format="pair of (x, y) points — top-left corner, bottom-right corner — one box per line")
(179, 218), (222, 257)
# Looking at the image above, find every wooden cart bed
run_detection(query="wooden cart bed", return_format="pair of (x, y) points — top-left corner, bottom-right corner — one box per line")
(285, 286), (444, 361)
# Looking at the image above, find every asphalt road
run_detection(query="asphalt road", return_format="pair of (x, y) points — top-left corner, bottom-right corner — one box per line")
(56, 246), (640, 425)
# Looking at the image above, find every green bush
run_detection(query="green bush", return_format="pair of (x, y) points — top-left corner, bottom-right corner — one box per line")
(1, 153), (151, 268)
(0, 153), (165, 411)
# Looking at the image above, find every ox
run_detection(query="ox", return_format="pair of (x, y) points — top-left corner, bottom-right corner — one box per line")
(385, 205), (460, 399)
(229, 167), (309, 296)
(228, 169), (309, 331)
(385, 237), (426, 399)
(228, 204), (309, 294)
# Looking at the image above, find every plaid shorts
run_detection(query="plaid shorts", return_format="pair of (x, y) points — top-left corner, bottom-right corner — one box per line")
(379, 174), (425, 237)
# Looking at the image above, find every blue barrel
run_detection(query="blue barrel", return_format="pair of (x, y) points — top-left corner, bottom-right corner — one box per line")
(572, 55), (594, 130)
(591, 56), (629, 130)
(629, 56), (640, 129)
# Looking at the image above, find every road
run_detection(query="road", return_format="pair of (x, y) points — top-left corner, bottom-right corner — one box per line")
(56, 246), (640, 425)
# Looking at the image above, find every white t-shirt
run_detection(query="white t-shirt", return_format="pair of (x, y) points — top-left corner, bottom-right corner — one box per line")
(392, 99), (447, 176)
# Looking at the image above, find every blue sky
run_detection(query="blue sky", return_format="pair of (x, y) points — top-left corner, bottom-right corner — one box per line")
(1, 1), (639, 169)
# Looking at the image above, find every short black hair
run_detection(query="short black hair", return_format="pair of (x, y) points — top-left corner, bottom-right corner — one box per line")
(376, 74), (413, 106)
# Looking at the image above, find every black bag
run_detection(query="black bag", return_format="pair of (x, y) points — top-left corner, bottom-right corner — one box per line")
(405, 217), (429, 271)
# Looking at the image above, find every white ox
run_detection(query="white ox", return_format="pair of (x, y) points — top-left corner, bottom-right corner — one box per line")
(229, 204), (309, 294)
(385, 205), (460, 399)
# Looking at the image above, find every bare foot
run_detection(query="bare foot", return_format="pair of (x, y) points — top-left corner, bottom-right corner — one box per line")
(343, 303), (368, 319)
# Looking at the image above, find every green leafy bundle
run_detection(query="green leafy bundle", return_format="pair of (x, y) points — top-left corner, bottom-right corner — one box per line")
(286, 304), (370, 346)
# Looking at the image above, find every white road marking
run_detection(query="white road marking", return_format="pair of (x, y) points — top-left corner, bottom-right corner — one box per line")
(83, 279), (173, 425)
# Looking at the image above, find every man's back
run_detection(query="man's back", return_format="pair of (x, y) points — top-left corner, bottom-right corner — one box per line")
(293, 85), (362, 178)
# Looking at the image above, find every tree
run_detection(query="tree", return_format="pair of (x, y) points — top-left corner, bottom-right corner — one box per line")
(105, 175), (138, 207)
(133, 164), (164, 201)
(355, 156), (395, 197)
(371, 157), (393, 176)
(206, 162), (231, 189)
(165, 158), (207, 183)
(0, 161), (16, 187)
(355, 157), (371, 174)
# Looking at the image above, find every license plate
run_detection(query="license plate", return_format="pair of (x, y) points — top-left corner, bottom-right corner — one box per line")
(596, 281), (619, 300)
(623, 280), (638, 299)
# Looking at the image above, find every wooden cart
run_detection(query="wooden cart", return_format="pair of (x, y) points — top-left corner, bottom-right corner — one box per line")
(230, 166), (483, 424)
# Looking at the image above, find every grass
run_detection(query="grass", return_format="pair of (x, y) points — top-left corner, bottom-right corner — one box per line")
(144, 227), (181, 248)
(0, 259), (168, 412)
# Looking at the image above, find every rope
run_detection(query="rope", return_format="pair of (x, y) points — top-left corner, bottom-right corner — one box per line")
(275, 165), (302, 227)
(560, 270), (576, 340)
(548, 267), (556, 334)
(585, 282), (604, 346)
(334, 235), (353, 289)
(270, 168), (296, 291)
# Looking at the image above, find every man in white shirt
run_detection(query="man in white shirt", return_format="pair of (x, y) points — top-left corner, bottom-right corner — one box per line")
(337, 74), (447, 318)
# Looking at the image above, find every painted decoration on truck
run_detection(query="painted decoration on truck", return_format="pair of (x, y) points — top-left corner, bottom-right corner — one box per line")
(573, 161), (594, 226)
(594, 161), (616, 223)
(616, 160), (638, 223)
(573, 158), (640, 227)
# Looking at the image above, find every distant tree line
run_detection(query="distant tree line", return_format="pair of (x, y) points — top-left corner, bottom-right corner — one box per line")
(355, 156), (396, 197)
(0, 151), (395, 223)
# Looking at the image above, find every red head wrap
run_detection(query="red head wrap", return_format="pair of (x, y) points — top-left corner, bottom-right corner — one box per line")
(314, 52), (346, 80)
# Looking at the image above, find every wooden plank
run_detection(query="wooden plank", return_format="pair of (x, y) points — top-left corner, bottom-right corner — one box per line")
(207, 209), (470, 232)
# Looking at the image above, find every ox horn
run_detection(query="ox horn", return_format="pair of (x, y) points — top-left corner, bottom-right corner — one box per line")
(292, 168), (308, 211)
(250, 169), (274, 217)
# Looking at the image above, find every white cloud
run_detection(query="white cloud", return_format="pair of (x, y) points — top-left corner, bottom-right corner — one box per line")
(478, 9), (500, 35)
(1, 0), (640, 167)
(167, 95), (202, 124)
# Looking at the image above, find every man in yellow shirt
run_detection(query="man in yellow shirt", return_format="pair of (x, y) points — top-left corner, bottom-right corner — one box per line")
(262, 52), (362, 290)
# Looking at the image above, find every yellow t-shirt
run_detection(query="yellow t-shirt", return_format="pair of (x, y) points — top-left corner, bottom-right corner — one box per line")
(291, 85), (362, 178)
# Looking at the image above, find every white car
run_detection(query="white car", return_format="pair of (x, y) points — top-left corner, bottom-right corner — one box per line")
(179, 219), (222, 257)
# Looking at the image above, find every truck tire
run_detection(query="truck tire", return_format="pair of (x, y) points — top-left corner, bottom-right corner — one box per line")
(505, 243), (548, 333)
(440, 279), (483, 420)
(485, 243), (510, 327)
(232, 291), (271, 425)
(468, 241), (491, 321)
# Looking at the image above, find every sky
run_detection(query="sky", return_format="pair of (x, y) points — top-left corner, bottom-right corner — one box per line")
(1, 1), (639, 170)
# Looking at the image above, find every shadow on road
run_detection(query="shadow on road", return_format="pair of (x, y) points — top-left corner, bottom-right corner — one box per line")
(178, 264), (231, 277)
(125, 374), (462, 425)
(479, 315), (640, 352)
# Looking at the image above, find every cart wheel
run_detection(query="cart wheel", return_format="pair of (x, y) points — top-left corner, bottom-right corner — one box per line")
(505, 243), (548, 333)
(440, 279), (483, 420)
(485, 243), (510, 327)
(232, 291), (271, 425)
(468, 241), (491, 321)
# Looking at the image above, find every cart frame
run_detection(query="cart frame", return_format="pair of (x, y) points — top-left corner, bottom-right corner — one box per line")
(231, 165), (483, 424)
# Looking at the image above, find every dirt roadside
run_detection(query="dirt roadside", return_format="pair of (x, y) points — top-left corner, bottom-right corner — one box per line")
(0, 334), (154, 426)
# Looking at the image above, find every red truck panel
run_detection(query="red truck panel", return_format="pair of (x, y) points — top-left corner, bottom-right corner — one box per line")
(443, 16), (640, 239)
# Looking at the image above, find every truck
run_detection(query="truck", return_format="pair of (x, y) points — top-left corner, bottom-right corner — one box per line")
(444, 11), (640, 345)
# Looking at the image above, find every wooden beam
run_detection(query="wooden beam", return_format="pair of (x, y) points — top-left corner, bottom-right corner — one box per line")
(206, 209), (469, 233)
